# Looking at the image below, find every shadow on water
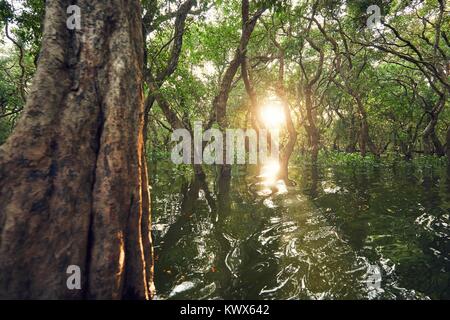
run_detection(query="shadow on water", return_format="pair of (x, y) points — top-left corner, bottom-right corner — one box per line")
(151, 161), (450, 300)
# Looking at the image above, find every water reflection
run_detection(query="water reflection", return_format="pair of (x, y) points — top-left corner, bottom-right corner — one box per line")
(260, 160), (281, 185)
(152, 163), (450, 300)
(258, 160), (288, 196)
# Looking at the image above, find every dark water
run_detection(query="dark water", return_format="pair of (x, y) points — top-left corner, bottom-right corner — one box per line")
(150, 161), (450, 300)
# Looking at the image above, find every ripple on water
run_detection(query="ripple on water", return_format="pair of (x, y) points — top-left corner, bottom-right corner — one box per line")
(153, 164), (450, 300)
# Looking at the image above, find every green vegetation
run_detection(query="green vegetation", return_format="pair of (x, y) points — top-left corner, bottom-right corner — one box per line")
(0, 0), (449, 301)
(317, 151), (449, 169)
(1, 0), (449, 173)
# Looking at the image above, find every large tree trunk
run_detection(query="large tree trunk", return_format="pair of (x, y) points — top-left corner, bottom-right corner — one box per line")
(0, 0), (154, 299)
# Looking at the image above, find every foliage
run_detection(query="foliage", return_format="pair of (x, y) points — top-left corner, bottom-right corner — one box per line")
(317, 150), (448, 170)
(0, 0), (449, 167)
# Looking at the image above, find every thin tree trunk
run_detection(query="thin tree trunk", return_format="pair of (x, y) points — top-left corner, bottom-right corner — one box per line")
(354, 97), (379, 157)
(279, 104), (297, 183)
(422, 94), (446, 157)
(423, 117), (445, 156)
(142, 0), (196, 144)
(270, 42), (297, 183)
(304, 86), (319, 163)
(446, 125), (450, 163)
(359, 118), (369, 157)
(0, 0), (153, 299)
(346, 115), (357, 153)
(212, 0), (266, 177)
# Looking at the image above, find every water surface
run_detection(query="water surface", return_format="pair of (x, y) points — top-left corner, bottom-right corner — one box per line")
(151, 162), (450, 300)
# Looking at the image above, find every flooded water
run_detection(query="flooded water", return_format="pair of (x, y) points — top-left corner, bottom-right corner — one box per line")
(150, 161), (450, 300)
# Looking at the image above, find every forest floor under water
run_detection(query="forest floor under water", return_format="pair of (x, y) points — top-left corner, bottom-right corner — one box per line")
(150, 157), (450, 300)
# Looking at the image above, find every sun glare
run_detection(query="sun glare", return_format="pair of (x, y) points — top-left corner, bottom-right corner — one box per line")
(260, 100), (286, 129)
(260, 160), (281, 185)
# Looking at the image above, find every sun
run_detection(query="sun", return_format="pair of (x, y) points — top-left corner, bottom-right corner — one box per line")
(260, 99), (286, 129)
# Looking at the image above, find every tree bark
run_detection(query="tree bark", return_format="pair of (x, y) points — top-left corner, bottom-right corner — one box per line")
(304, 86), (319, 163)
(423, 117), (445, 157)
(446, 125), (450, 163)
(211, 0), (266, 177)
(143, 0), (196, 143)
(279, 99), (298, 183)
(354, 96), (378, 157)
(270, 42), (297, 183)
(346, 114), (358, 153)
(0, 0), (153, 299)
(296, 29), (324, 164)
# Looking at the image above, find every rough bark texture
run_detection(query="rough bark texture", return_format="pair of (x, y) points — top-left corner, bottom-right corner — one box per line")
(0, 0), (154, 299)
